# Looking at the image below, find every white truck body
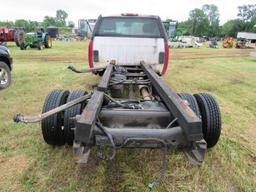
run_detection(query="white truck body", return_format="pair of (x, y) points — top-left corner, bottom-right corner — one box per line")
(88, 15), (169, 75)
(93, 37), (165, 65)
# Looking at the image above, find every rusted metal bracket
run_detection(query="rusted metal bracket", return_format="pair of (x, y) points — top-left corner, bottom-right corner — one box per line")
(184, 140), (207, 165)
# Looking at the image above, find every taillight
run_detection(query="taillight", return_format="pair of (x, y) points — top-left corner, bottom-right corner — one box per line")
(161, 42), (169, 75)
(88, 40), (93, 68)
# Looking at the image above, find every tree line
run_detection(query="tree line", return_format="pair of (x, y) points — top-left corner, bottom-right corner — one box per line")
(1, 5), (256, 38)
(174, 4), (256, 37)
(0, 9), (72, 31)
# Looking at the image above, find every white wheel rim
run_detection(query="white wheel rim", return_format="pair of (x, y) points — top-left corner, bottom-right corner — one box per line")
(0, 67), (8, 85)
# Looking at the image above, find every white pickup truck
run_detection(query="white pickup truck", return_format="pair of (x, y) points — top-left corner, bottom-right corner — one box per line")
(88, 14), (169, 75)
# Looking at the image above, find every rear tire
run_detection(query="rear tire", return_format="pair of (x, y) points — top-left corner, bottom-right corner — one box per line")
(64, 90), (87, 145)
(44, 34), (52, 48)
(37, 42), (43, 50)
(41, 90), (69, 146)
(178, 93), (200, 117)
(15, 41), (20, 47)
(194, 93), (221, 148)
(20, 43), (26, 50)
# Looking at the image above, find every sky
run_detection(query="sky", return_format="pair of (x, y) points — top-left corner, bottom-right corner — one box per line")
(0, 0), (255, 26)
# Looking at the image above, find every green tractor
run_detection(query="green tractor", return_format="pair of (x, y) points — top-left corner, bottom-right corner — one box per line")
(19, 29), (52, 50)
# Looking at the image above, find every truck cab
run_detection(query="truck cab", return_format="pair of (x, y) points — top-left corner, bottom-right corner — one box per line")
(88, 14), (169, 75)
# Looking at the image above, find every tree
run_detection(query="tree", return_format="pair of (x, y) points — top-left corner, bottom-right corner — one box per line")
(15, 20), (39, 31)
(251, 16), (256, 32)
(56, 9), (68, 26)
(221, 19), (245, 37)
(188, 8), (209, 36)
(203, 4), (220, 36)
(0, 21), (14, 27)
(15, 19), (29, 29)
(238, 4), (256, 22)
(176, 21), (190, 35)
(43, 16), (57, 28)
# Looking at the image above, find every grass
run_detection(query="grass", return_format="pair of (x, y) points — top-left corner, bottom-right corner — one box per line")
(0, 41), (255, 192)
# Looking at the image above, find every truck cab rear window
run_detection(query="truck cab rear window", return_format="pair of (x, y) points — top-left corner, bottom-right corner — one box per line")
(95, 17), (163, 38)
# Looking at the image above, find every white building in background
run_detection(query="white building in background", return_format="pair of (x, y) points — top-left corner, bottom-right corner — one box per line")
(237, 32), (256, 41)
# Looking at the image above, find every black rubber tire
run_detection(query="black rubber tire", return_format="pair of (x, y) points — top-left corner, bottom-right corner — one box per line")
(15, 40), (20, 47)
(14, 30), (24, 47)
(194, 93), (221, 148)
(37, 42), (43, 50)
(20, 43), (26, 50)
(44, 34), (52, 48)
(41, 90), (69, 146)
(0, 62), (11, 90)
(64, 90), (87, 145)
(98, 70), (105, 76)
(178, 93), (200, 117)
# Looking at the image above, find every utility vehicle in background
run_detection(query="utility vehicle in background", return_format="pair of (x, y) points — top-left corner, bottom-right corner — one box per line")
(19, 29), (52, 50)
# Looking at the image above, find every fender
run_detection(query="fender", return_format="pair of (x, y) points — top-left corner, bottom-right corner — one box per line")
(0, 45), (13, 70)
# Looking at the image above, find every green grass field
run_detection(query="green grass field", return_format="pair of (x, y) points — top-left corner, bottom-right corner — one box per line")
(0, 41), (255, 192)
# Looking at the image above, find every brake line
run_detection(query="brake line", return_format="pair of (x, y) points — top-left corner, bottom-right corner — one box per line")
(95, 122), (117, 161)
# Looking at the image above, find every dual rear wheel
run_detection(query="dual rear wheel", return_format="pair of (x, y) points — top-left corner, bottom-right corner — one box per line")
(41, 90), (221, 149)
(179, 92), (221, 148)
(41, 90), (87, 146)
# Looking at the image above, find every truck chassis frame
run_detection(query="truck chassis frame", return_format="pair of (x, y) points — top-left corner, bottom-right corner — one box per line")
(14, 62), (221, 188)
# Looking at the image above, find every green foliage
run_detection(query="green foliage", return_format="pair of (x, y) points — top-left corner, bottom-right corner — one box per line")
(174, 3), (255, 37)
(221, 19), (245, 37)
(0, 20), (39, 31)
(174, 4), (220, 37)
(188, 8), (209, 36)
(0, 6), (256, 37)
(15, 19), (40, 31)
(250, 16), (256, 32)
(42, 10), (68, 28)
(176, 21), (190, 36)
(42, 16), (58, 28)
(243, 16), (256, 32)
(56, 9), (68, 26)
(238, 4), (256, 21)
(0, 21), (14, 27)
(0, 10), (69, 32)
(203, 4), (220, 36)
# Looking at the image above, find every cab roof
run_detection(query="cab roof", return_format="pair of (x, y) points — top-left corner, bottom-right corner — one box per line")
(100, 14), (161, 19)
